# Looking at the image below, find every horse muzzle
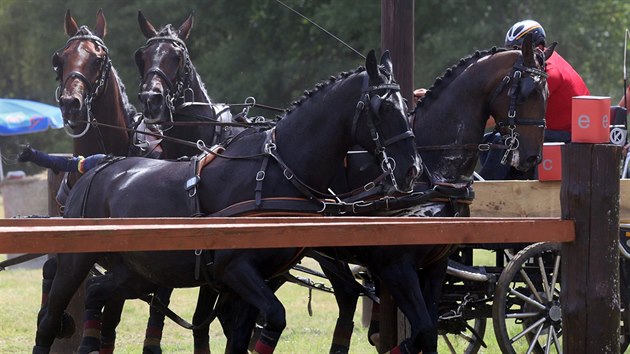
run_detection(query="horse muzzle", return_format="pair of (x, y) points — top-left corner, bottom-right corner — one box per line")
(139, 90), (169, 124)
(59, 94), (89, 129)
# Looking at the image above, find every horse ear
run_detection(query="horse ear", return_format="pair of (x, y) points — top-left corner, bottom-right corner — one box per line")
(94, 9), (107, 39)
(366, 49), (378, 80)
(64, 9), (79, 37)
(178, 12), (194, 40)
(138, 10), (158, 39)
(543, 42), (557, 60)
(521, 33), (536, 67)
(380, 50), (394, 75)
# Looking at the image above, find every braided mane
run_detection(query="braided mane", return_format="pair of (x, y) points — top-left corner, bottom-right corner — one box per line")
(280, 66), (365, 118)
(415, 47), (508, 110)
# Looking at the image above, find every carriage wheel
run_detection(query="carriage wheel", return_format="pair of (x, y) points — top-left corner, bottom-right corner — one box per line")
(492, 242), (562, 354)
(438, 316), (486, 354)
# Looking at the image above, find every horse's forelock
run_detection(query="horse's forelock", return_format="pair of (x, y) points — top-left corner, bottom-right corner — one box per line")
(75, 26), (92, 37)
(156, 24), (178, 38)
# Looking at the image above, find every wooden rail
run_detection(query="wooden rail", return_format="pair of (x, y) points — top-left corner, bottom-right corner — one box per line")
(0, 217), (574, 254)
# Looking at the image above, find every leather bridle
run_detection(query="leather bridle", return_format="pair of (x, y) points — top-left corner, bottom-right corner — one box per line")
(54, 30), (112, 139)
(487, 54), (548, 164)
(136, 35), (193, 123)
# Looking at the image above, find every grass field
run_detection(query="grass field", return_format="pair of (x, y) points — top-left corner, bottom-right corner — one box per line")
(0, 252), (516, 353)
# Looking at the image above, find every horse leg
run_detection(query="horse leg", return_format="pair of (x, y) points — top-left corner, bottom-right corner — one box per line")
(100, 298), (124, 354)
(321, 261), (359, 354)
(40, 257), (57, 309)
(34, 253), (98, 354)
(219, 262), (286, 354)
(418, 257), (449, 334)
(375, 261), (436, 354)
(367, 279), (381, 348)
(80, 264), (158, 354)
(191, 285), (215, 354)
(219, 294), (261, 354)
(142, 286), (173, 354)
(79, 274), (115, 354)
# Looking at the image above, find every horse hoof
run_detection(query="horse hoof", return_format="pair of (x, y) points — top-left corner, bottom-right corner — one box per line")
(56, 312), (76, 339)
(32, 345), (51, 354)
(369, 333), (380, 348)
(142, 345), (162, 354)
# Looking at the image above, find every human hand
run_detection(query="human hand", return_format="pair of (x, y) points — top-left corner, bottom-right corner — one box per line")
(413, 88), (427, 104)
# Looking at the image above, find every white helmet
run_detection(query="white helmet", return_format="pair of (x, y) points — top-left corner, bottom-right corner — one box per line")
(505, 20), (546, 47)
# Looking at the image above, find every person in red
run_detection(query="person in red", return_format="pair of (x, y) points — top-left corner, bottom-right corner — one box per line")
(478, 20), (591, 179)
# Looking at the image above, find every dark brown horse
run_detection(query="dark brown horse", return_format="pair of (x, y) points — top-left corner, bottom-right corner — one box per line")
(38, 10), (177, 354)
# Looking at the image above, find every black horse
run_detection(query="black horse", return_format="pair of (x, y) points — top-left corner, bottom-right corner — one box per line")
(315, 33), (551, 354)
(32, 49), (420, 354)
(134, 11), (239, 160)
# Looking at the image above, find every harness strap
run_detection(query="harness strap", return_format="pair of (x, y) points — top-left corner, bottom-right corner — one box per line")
(417, 143), (508, 152)
(79, 156), (126, 217)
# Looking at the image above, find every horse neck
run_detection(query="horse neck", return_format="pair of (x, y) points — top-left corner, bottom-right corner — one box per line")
(159, 71), (220, 159)
(274, 79), (359, 190)
(74, 69), (131, 157)
(414, 53), (514, 185)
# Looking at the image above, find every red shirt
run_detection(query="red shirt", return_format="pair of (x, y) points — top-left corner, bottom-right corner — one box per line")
(544, 52), (590, 132)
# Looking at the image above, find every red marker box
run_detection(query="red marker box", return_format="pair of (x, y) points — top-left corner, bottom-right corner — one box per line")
(537, 143), (563, 181)
(571, 96), (611, 143)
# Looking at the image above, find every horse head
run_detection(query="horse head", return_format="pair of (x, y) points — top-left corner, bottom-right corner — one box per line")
(488, 33), (550, 172)
(361, 50), (421, 193)
(52, 9), (112, 138)
(135, 11), (195, 124)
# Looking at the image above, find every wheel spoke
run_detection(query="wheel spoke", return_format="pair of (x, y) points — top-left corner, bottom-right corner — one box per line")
(545, 324), (553, 354)
(510, 316), (547, 343)
(538, 255), (551, 298)
(549, 252), (561, 299)
(509, 287), (546, 311)
(507, 311), (542, 319)
(519, 266), (545, 304)
(457, 332), (476, 344)
(441, 334), (457, 354)
(526, 322), (545, 354)
(551, 326), (562, 353)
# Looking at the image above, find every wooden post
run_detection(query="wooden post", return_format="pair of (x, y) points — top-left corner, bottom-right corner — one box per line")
(561, 144), (621, 353)
(381, 0), (414, 104)
(380, 0), (414, 351)
(47, 166), (84, 354)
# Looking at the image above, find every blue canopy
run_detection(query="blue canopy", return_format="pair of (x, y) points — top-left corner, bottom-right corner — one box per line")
(0, 98), (63, 136)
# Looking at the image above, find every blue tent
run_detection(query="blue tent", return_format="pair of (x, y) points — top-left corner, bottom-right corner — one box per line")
(0, 98), (63, 180)
(0, 98), (63, 136)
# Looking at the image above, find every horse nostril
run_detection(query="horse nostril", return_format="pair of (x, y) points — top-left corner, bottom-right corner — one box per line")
(60, 96), (81, 113)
